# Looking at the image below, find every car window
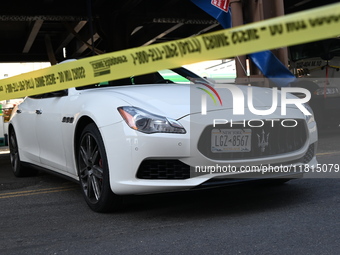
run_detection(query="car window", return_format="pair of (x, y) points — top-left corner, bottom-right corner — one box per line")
(28, 90), (68, 99)
(158, 70), (191, 83)
(76, 67), (211, 90)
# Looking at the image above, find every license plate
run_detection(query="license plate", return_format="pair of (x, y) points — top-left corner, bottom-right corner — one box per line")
(211, 129), (252, 153)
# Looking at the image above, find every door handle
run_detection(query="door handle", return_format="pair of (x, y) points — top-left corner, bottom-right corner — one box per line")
(16, 109), (22, 114)
(35, 109), (42, 115)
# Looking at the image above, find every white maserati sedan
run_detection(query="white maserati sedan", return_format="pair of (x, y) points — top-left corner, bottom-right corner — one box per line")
(9, 67), (318, 212)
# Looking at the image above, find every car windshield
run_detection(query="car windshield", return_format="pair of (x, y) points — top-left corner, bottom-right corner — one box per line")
(76, 67), (214, 90)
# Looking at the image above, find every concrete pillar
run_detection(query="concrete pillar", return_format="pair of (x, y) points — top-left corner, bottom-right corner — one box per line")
(230, 0), (248, 84)
(263, 0), (289, 67)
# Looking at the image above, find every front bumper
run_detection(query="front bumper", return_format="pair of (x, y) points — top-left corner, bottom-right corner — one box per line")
(100, 109), (318, 195)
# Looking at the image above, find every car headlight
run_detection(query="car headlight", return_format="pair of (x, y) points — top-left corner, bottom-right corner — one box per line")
(118, 106), (186, 134)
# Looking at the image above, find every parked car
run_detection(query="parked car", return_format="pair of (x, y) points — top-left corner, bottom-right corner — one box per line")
(9, 66), (318, 212)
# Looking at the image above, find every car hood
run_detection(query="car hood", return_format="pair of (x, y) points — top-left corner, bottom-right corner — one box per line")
(86, 84), (297, 119)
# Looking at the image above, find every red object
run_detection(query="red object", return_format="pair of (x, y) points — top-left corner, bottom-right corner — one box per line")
(211, 0), (230, 12)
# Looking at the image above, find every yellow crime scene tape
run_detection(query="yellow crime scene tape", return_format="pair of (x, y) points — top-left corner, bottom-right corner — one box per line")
(1, 3), (340, 101)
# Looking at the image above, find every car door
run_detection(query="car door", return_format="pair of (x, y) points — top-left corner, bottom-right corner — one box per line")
(34, 91), (68, 172)
(13, 97), (40, 164)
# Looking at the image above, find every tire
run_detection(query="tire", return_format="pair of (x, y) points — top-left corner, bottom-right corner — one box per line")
(9, 129), (38, 177)
(77, 123), (121, 212)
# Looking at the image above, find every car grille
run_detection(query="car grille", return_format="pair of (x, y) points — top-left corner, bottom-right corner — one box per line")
(136, 160), (190, 179)
(136, 143), (315, 180)
(302, 143), (315, 163)
(197, 119), (308, 160)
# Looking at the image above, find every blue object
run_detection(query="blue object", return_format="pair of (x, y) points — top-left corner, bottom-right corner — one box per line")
(191, 0), (296, 87)
(249, 51), (296, 87)
(191, 0), (232, 28)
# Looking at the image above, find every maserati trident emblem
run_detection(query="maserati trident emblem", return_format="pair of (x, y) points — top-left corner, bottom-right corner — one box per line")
(257, 130), (270, 152)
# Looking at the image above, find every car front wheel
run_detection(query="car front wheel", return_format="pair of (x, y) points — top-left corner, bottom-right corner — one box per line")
(77, 123), (120, 212)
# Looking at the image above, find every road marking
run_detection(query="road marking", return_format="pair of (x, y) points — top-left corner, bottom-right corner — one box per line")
(317, 151), (340, 156)
(0, 185), (78, 199)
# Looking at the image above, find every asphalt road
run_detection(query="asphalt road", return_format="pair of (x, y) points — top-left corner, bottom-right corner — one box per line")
(0, 129), (339, 255)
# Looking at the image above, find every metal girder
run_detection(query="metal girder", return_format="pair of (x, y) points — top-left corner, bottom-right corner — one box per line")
(72, 33), (101, 56)
(0, 15), (86, 22)
(120, 0), (144, 12)
(0, 0), (336, 62)
(143, 23), (184, 46)
(23, 19), (44, 53)
(55, 21), (88, 54)
(189, 23), (220, 37)
(45, 34), (57, 65)
(152, 18), (219, 25)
